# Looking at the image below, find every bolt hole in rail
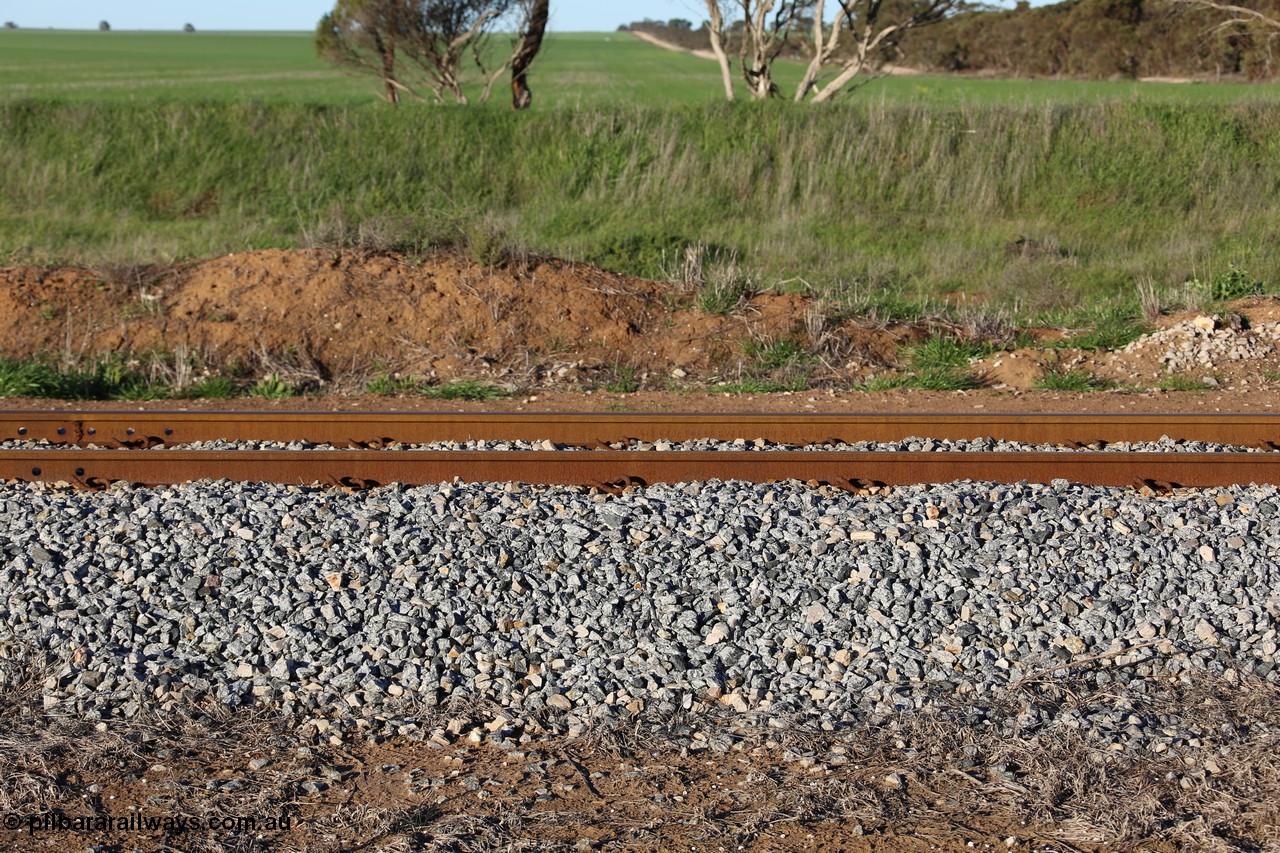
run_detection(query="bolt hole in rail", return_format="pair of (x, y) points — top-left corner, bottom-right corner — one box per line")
(1, 411), (1279, 490)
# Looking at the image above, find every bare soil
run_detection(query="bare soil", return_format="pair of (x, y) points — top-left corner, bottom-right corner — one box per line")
(5, 249), (1280, 412)
(0, 249), (895, 391)
(5, 661), (1278, 853)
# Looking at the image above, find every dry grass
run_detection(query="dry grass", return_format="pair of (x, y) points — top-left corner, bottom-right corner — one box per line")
(664, 243), (764, 316)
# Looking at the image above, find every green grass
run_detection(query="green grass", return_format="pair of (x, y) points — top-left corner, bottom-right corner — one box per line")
(186, 375), (239, 399)
(421, 380), (507, 401)
(888, 336), (990, 390)
(1153, 374), (1214, 391)
(745, 339), (814, 371)
(1058, 319), (1150, 351)
(0, 356), (169, 400)
(1036, 368), (1114, 392)
(359, 374), (510, 399)
(0, 355), (504, 400)
(365, 373), (420, 395)
(596, 367), (641, 393)
(717, 378), (808, 394)
(859, 374), (914, 391)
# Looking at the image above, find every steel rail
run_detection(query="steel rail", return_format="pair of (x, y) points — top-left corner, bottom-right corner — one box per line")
(0, 449), (1276, 490)
(4, 411), (1280, 448)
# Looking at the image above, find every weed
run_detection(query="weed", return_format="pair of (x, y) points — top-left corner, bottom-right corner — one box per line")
(366, 373), (420, 395)
(956, 306), (1018, 346)
(1135, 277), (1165, 321)
(1154, 374), (1214, 391)
(693, 251), (760, 315)
(598, 367), (641, 394)
(1177, 267), (1264, 309)
(0, 358), (72, 398)
(696, 280), (751, 314)
(1211, 266), (1263, 301)
(1051, 311), (1149, 350)
(718, 377), (807, 394)
(421, 380), (507, 401)
(859, 374), (913, 391)
(0, 356), (167, 400)
(745, 339), (814, 371)
(889, 335), (991, 389)
(463, 215), (525, 269)
(1036, 368), (1113, 391)
(909, 368), (982, 391)
(248, 373), (295, 399)
(909, 336), (995, 371)
(185, 375), (239, 399)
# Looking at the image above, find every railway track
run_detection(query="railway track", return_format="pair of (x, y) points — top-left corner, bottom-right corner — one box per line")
(3, 410), (1280, 489)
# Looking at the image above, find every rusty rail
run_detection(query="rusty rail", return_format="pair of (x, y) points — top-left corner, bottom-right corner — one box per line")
(2, 411), (1278, 489)
(4, 411), (1280, 448)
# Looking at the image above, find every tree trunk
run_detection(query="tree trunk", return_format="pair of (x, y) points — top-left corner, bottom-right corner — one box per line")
(740, 0), (782, 98)
(510, 0), (550, 110)
(373, 29), (400, 104)
(706, 2), (737, 100)
(795, 0), (836, 101)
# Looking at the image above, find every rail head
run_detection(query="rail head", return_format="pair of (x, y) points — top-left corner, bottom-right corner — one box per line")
(3, 410), (1280, 448)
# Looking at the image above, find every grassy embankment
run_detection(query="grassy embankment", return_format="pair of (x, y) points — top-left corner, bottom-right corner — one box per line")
(4, 99), (1279, 319)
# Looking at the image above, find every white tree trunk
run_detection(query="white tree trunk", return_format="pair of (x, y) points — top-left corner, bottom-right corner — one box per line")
(706, 1), (737, 100)
(795, 0), (836, 101)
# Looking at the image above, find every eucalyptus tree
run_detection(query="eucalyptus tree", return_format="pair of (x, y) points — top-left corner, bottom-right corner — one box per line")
(703, 0), (960, 101)
(316, 0), (550, 108)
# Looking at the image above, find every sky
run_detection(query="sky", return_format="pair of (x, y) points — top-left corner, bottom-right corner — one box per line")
(0, 1), (709, 32)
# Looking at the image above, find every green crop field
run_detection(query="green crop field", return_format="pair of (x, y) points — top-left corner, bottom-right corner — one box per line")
(3, 29), (1279, 107)
(3, 28), (1280, 327)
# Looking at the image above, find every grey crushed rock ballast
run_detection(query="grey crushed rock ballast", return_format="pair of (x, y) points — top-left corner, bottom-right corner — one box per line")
(1, 478), (1276, 750)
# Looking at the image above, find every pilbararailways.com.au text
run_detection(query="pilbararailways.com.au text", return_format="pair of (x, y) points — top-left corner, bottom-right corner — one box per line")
(5, 812), (293, 836)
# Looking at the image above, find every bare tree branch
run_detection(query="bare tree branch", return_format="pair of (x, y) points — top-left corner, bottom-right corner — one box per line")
(802, 0), (960, 102)
(1169, 0), (1280, 31)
